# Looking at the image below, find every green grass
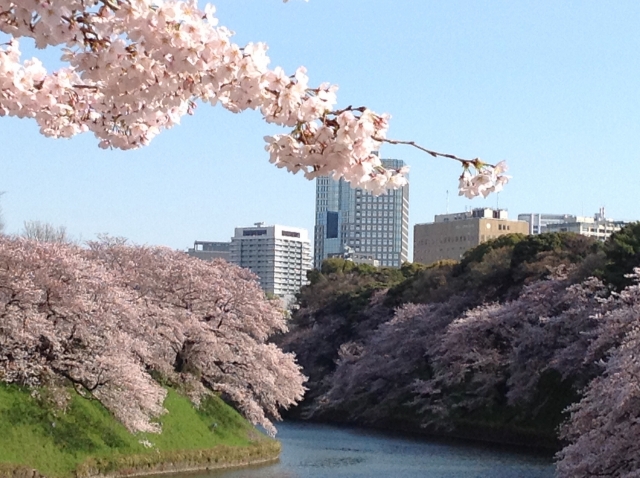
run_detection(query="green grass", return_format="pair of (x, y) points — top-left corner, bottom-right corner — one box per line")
(0, 384), (278, 478)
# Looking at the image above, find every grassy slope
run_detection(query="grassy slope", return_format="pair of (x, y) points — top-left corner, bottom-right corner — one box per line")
(0, 384), (277, 478)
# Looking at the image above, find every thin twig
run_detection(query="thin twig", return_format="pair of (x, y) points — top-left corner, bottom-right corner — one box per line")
(101, 0), (121, 12)
(374, 137), (496, 168)
(330, 105), (367, 116)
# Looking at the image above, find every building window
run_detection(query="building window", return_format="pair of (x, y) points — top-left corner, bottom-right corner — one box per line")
(326, 211), (339, 239)
(243, 229), (267, 236)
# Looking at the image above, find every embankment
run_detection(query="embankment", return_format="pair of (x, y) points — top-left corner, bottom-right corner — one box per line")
(0, 384), (279, 478)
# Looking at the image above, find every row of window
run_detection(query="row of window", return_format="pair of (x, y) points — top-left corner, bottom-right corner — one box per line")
(355, 192), (399, 201)
(357, 217), (402, 226)
(354, 239), (397, 246)
(354, 247), (400, 258)
(357, 203), (397, 210)
(379, 261), (398, 267)
(350, 229), (395, 237)
(360, 209), (404, 217)
(233, 250), (310, 255)
(234, 239), (308, 245)
(238, 256), (310, 267)
(351, 219), (396, 227)
(439, 235), (471, 243)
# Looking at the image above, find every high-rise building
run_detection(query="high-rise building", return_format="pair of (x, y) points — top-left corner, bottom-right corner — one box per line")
(230, 223), (312, 300)
(314, 159), (409, 269)
(413, 208), (529, 265)
(187, 240), (231, 262)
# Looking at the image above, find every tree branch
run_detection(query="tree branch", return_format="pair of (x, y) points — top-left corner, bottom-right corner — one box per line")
(373, 137), (496, 169)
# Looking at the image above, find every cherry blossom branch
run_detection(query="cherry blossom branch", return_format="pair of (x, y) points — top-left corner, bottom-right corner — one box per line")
(373, 137), (496, 169)
(370, 135), (510, 198)
(0, 0), (510, 198)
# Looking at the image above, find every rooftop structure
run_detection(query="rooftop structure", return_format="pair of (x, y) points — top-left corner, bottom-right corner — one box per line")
(186, 240), (231, 262)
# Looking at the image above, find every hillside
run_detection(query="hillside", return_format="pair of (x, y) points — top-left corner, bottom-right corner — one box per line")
(281, 232), (604, 440)
(280, 227), (640, 476)
(0, 384), (279, 478)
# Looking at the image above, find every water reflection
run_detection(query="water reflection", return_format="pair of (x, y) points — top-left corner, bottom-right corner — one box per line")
(193, 421), (555, 478)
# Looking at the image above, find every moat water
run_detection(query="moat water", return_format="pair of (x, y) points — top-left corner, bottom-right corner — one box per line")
(188, 421), (555, 478)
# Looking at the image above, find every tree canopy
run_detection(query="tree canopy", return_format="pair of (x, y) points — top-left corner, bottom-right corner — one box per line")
(0, 236), (305, 436)
(601, 222), (640, 290)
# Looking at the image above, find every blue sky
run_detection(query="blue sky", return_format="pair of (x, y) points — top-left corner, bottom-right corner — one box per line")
(1, 1), (638, 256)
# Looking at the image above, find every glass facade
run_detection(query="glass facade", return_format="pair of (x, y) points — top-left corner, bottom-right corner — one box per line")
(314, 159), (409, 269)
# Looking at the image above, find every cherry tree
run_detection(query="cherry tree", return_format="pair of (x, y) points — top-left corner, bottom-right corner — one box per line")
(0, 236), (305, 436)
(0, 0), (509, 196)
(410, 273), (606, 427)
(0, 236), (166, 432)
(556, 272), (640, 478)
(505, 277), (607, 404)
(86, 239), (306, 436)
(291, 270), (606, 430)
(315, 301), (460, 424)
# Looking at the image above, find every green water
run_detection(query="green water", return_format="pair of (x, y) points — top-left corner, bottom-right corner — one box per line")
(187, 421), (555, 478)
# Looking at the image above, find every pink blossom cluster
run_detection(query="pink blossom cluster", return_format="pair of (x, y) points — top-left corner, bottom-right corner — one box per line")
(0, 0), (408, 192)
(266, 107), (408, 194)
(458, 160), (511, 199)
(0, 235), (305, 436)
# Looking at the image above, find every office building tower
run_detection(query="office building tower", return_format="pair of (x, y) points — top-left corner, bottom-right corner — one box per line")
(314, 158), (409, 269)
(230, 223), (312, 300)
(413, 208), (529, 265)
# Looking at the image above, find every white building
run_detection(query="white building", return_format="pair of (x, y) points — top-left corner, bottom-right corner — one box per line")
(519, 208), (626, 241)
(517, 213), (576, 235)
(314, 158), (409, 269)
(230, 223), (312, 300)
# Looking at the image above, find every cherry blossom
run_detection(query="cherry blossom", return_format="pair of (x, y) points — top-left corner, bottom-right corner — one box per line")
(0, 0), (506, 197)
(458, 160), (511, 199)
(0, 235), (305, 436)
(556, 271), (640, 478)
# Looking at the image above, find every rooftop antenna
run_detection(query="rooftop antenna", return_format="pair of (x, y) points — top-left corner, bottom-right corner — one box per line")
(496, 192), (500, 210)
(446, 190), (449, 214)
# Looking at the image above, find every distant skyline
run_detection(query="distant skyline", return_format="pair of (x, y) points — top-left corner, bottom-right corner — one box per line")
(1, 1), (638, 259)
